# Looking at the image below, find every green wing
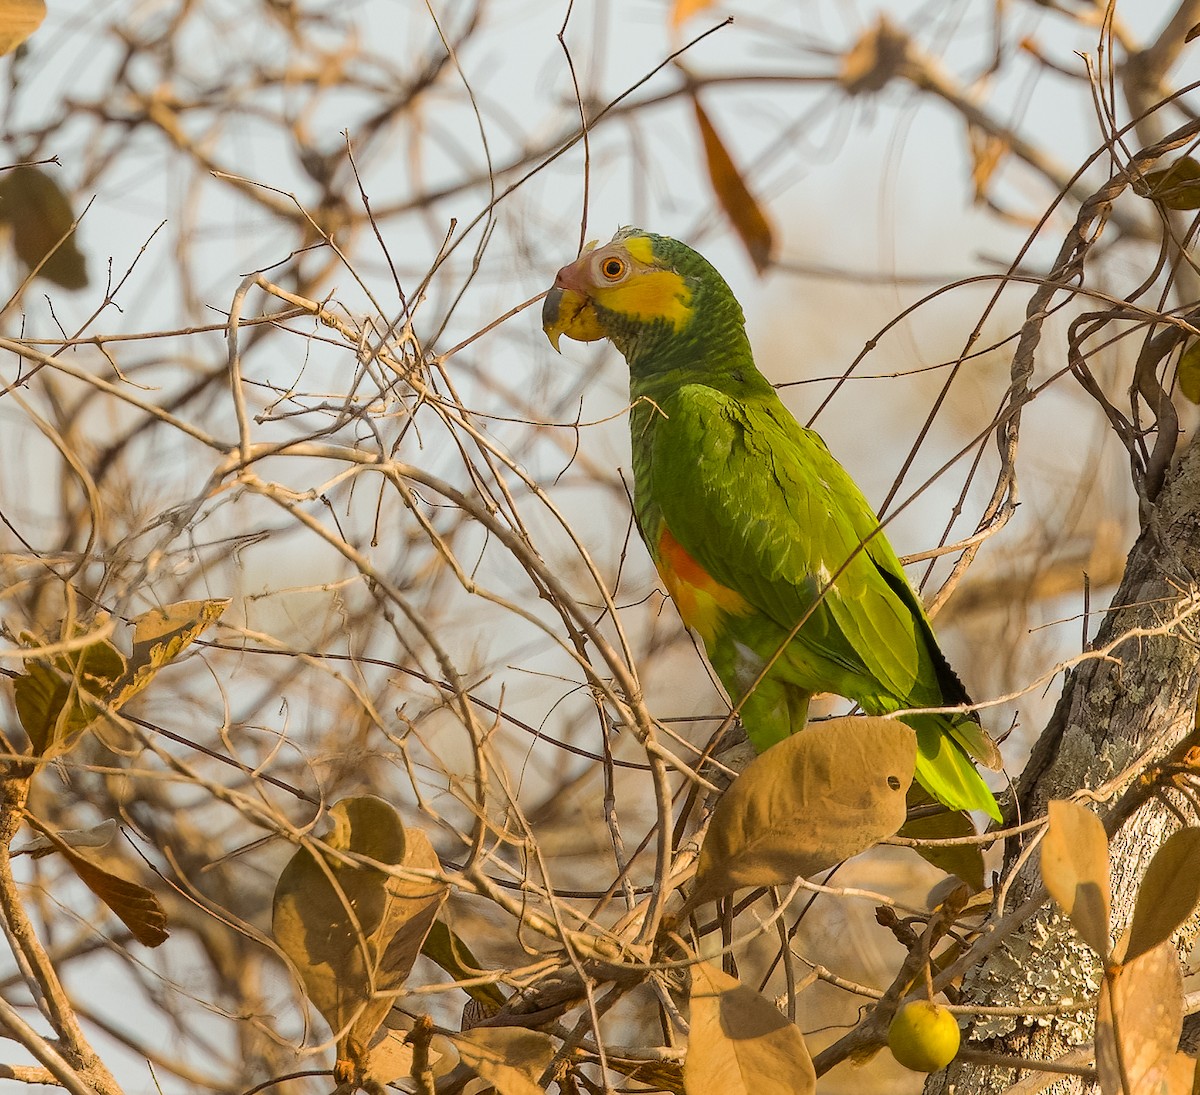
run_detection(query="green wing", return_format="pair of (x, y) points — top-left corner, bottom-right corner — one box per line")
(649, 383), (940, 705)
(645, 382), (1000, 818)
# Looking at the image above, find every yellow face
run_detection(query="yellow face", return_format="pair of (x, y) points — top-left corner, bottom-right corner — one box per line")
(542, 233), (693, 350)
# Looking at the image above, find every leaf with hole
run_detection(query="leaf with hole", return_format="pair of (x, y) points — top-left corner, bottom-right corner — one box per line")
(1041, 800), (1111, 959)
(683, 962), (815, 1095)
(686, 716), (915, 910)
(272, 797), (448, 1073)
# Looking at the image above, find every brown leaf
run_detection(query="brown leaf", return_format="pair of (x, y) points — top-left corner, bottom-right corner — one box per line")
(0, 0), (45, 57)
(1122, 828), (1200, 963)
(0, 165), (88, 288)
(839, 16), (910, 95)
(61, 847), (169, 947)
(687, 716), (915, 909)
(900, 795), (984, 891)
(691, 94), (774, 273)
(1142, 157), (1200, 210)
(1177, 342), (1200, 405)
(449, 1027), (557, 1095)
(1041, 800), (1111, 959)
(684, 962), (815, 1095)
(271, 798), (449, 1069)
(110, 598), (229, 708)
(671, 0), (716, 27)
(364, 1013), (460, 1087)
(14, 631), (127, 757)
(421, 916), (507, 1013)
(1095, 943), (1183, 1095)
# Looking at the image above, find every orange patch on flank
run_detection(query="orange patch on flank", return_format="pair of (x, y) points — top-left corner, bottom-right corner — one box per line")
(656, 526), (750, 640)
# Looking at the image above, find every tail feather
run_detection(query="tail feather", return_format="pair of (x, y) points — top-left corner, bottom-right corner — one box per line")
(907, 714), (1001, 822)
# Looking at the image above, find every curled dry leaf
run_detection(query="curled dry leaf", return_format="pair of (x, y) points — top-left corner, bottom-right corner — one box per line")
(1095, 942), (1184, 1095)
(686, 716), (915, 910)
(684, 962), (815, 1095)
(1041, 800), (1111, 960)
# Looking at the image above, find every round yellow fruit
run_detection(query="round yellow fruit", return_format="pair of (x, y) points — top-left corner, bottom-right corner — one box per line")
(887, 1001), (961, 1072)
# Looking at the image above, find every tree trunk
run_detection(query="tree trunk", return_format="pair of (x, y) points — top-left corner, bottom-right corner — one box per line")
(930, 433), (1200, 1095)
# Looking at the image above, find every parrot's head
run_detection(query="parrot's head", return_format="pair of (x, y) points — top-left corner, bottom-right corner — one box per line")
(542, 228), (747, 371)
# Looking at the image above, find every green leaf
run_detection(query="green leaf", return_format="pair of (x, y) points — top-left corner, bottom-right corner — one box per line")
(1095, 942), (1183, 1095)
(14, 630), (127, 757)
(271, 797), (449, 1072)
(686, 716), (915, 910)
(1041, 800), (1111, 960)
(684, 962), (815, 1095)
(0, 165), (88, 288)
(1122, 828), (1200, 963)
(449, 1027), (557, 1095)
(1142, 156), (1200, 210)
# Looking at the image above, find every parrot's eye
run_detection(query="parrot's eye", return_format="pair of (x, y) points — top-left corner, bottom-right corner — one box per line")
(599, 256), (627, 281)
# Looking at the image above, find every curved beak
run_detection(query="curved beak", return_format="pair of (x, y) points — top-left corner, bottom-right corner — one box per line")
(541, 255), (607, 351)
(542, 286), (570, 352)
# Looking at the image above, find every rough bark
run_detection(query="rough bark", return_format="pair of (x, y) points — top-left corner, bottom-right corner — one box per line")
(929, 433), (1200, 1095)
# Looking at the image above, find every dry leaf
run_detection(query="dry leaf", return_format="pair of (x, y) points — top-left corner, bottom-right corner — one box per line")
(1122, 827), (1200, 962)
(1177, 342), (1200, 405)
(1095, 943), (1183, 1095)
(450, 1027), (556, 1095)
(687, 716), (915, 910)
(1142, 157), (1200, 210)
(0, 0), (45, 56)
(1041, 800), (1111, 959)
(691, 94), (774, 273)
(0, 164), (88, 288)
(684, 962), (815, 1095)
(671, 0), (716, 28)
(61, 847), (169, 947)
(272, 798), (449, 1072)
(839, 16), (909, 95)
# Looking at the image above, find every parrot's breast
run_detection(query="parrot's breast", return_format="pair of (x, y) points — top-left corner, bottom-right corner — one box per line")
(654, 525), (751, 642)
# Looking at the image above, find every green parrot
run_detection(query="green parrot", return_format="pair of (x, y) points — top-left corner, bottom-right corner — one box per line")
(542, 227), (1002, 821)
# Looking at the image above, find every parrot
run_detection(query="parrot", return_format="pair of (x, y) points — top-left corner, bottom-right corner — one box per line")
(541, 227), (1002, 822)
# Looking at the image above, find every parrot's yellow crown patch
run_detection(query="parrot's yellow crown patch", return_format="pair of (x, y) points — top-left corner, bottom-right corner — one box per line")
(591, 234), (693, 331)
